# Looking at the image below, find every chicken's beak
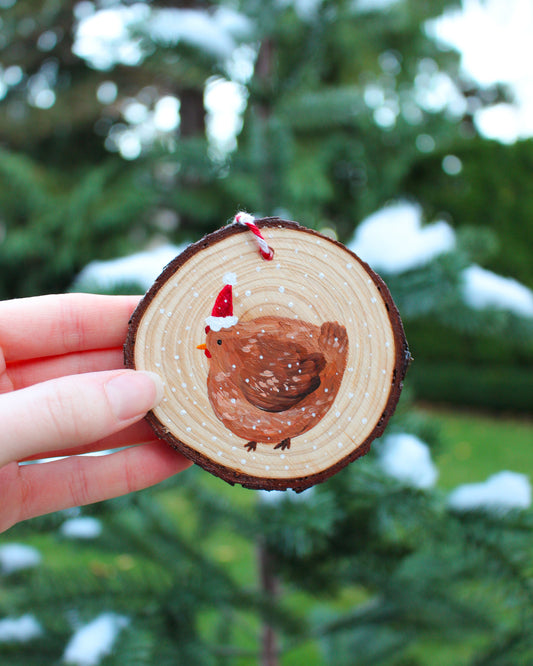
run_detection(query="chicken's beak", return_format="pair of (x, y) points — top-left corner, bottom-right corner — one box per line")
(196, 343), (211, 358)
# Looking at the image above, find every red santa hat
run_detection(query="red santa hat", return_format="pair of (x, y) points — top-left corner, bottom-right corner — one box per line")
(205, 273), (239, 332)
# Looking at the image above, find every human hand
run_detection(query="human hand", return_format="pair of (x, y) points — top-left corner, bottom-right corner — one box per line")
(0, 293), (191, 533)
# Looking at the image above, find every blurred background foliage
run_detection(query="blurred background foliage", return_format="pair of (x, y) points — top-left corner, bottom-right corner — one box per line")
(1, 0), (533, 664)
(1, 0), (532, 411)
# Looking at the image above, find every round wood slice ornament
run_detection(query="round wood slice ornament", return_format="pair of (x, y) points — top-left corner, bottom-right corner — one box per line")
(124, 215), (410, 491)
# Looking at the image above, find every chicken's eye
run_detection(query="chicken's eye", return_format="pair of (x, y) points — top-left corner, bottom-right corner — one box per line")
(217, 339), (222, 345)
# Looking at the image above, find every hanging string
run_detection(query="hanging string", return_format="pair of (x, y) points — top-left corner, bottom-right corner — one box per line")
(234, 212), (274, 260)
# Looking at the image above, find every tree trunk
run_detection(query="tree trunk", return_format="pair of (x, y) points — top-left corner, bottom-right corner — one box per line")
(258, 539), (280, 666)
(179, 87), (206, 138)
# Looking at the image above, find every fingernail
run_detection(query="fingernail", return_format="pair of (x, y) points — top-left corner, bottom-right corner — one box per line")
(105, 371), (164, 421)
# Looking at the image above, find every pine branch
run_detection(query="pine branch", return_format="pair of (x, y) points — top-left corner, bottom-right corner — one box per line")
(472, 627), (533, 666)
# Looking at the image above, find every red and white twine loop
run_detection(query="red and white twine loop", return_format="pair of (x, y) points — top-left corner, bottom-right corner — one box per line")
(234, 212), (274, 261)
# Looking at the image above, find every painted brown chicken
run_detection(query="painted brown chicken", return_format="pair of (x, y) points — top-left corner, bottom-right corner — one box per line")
(197, 274), (348, 451)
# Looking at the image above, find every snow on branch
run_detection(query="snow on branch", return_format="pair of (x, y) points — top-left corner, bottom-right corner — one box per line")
(60, 517), (102, 540)
(74, 5), (252, 69)
(448, 471), (532, 513)
(378, 433), (439, 489)
(0, 615), (43, 643)
(0, 543), (42, 575)
(350, 200), (533, 320)
(63, 613), (129, 666)
(149, 7), (252, 60)
(349, 201), (456, 274)
(462, 265), (533, 318)
(74, 243), (187, 293)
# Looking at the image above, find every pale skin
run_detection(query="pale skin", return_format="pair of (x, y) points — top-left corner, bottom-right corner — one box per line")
(0, 293), (192, 533)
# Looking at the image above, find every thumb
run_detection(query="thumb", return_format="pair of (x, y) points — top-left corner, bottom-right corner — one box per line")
(0, 370), (164, 467)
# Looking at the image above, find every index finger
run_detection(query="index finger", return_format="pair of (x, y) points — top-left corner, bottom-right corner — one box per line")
(0, 293), (142, 362)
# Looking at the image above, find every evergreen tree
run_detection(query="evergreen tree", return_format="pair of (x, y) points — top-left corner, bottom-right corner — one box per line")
(0, 0), (506, 295)
(1, 1), (532, 665)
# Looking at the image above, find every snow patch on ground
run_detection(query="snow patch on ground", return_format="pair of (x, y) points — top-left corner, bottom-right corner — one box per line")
(60, 517), (103, 540)
(378, 433), (439, 489)
(0, 615), (43, 642)
(63, 613), (129, 666)
(0, 543), (42, 575)
(462, 264), (533, 317)
(448, 471), (532, 513)
(74, 243), (186, 292)
(349, 201), (456, 274)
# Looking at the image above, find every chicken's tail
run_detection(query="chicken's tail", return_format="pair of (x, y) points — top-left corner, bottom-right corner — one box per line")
(319, 321), (349, 366)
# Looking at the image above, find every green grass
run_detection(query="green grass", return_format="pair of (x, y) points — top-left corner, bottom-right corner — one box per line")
(415, 405), (533, 489)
